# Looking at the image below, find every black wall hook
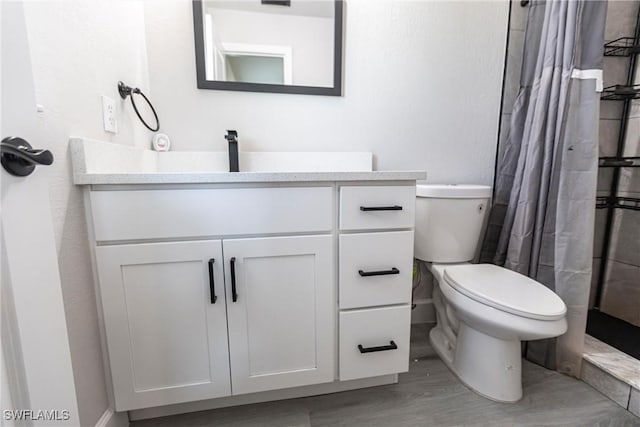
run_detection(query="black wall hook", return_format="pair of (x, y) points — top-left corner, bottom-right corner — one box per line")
(118, 81), (160, 132)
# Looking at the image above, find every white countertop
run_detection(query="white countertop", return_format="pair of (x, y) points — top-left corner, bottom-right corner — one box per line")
(74, 170), (426, 185)
(70, 138), (426, 185)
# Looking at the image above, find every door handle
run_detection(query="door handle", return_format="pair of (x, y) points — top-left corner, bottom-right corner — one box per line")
(358, 267), (400, 277)
(1, 137), (54, 177)
(208, 258), (217, 304)
(358, 341), (398, 354)
(359, 205), (402, 211)
(230, 257), (238, 302)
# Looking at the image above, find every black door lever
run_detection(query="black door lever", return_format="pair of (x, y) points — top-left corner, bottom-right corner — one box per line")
(1, 137), (54, 177)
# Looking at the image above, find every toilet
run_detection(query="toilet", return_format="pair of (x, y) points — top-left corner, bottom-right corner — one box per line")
(414, 184), (567, 402)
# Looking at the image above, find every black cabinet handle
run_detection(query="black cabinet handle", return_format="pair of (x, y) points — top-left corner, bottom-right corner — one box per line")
(358, 267), (400, 277)
(230, 257), (238, 302)
(358, 341), (398, 354)
(360, 205), (403, 211)
(207, 258), (217, 304)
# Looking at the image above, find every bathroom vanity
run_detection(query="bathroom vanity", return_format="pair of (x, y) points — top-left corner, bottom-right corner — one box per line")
(71, 139), (425, 418)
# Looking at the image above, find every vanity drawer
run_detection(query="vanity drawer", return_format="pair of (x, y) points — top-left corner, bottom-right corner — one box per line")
(339, 231), (413, 309)
(89, 187), (333, 241)
(339, 186), (415, 230)
(339, 306), (411, 381)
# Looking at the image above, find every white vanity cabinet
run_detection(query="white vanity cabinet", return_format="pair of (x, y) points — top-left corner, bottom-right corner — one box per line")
(337, 186), (415, 381)
(90, 186), (335, 411)
(223, 235), (334, 395)
(96, 235), (334, 410)
(95, 240), (231, 410)
(82, 179), (420, 414)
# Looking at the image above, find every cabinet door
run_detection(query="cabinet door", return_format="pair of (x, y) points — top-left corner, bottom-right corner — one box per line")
(96, 241), (230, 410)
(223, 235), (335, 395)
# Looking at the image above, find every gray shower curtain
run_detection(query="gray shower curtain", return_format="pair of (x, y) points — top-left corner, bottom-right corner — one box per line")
(482, 0), (607, 377)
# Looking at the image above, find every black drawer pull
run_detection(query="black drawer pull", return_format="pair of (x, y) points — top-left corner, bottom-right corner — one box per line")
(230, 257), (238, 302)
(208, 258), (217, 304)
(358, 267), (400, 277)
(360, 205), (403, 211)
(358, 341), (398, 354)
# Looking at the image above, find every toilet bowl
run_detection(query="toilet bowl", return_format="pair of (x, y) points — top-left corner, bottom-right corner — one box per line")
(415, 184), (567, 402)
(428, 263), (567, 402)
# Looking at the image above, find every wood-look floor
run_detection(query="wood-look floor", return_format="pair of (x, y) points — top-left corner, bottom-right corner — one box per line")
(131, 325), (640, 426)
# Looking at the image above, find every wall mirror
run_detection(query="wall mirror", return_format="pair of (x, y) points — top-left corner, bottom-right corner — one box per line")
(192, 0), (343, 96)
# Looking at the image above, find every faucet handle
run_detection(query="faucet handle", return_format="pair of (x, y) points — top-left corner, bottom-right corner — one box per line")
(225, 130), (238, 141)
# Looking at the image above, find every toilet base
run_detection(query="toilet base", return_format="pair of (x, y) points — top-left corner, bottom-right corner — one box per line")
(430, 322), (523, 403)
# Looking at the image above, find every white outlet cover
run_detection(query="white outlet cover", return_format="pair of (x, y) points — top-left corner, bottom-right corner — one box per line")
(102, 95), (117, 133)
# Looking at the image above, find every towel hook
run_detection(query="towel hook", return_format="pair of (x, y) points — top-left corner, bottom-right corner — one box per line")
(118, 81), (160, 132)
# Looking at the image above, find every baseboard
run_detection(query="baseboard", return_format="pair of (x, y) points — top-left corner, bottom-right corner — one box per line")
(95, 407), (129, 427)
(129, 374), (398, 421)
(411, 298), (435, 324)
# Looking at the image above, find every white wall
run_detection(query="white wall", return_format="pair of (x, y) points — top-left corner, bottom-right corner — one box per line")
(145, 0), (509, 185)
(22, 1), (152, 426)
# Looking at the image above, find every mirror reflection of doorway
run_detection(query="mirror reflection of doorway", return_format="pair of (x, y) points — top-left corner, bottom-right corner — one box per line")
(225, 55), (284, 85)
(217, 43), (292, 85)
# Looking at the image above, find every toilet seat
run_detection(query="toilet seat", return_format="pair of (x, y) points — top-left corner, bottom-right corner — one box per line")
(442, 264), (566, 321)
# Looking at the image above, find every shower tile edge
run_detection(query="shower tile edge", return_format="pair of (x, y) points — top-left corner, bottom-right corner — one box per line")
(630, 388), (640, 418)
(583, 335), (640, 391)
(581, 360), (631, 409)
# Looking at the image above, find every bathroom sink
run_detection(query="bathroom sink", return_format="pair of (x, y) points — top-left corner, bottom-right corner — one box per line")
(70, 138), (426, 185)
(70, 138), (373, 174)
(156, 151), (373, 173)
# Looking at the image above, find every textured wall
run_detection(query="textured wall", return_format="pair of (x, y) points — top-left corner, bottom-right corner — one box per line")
(412, 1), (519, 314)
(23, 2), (152, 426)
(144, 0), (509, 185)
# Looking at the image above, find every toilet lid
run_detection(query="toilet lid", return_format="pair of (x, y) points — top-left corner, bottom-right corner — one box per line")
(442, 264), (566, 320)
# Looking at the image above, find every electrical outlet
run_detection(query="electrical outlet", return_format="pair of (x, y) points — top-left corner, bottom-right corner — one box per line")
(102, 95), (117, 133)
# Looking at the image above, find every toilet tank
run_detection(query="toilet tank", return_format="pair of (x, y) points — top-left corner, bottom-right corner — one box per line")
(414, 184), (492, 263)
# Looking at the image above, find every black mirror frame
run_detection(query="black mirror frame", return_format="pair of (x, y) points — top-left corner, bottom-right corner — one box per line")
(192, 0), (343, 96)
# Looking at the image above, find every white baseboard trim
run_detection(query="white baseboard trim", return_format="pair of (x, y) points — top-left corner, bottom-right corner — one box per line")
(95, 407), (129, 427)
(411, 298), (435, 324)
(129, 374), (398, 421)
